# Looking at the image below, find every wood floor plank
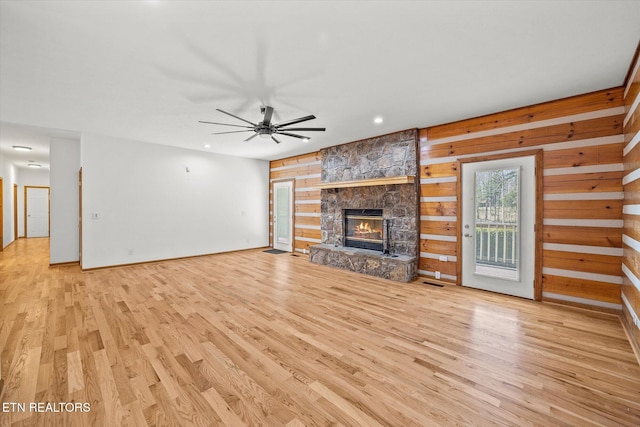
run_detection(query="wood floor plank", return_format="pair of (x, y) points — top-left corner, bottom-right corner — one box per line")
(0, 238), (639, 426)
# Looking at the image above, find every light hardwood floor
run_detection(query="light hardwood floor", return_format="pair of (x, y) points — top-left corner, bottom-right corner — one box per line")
(1, 238), (639, 426)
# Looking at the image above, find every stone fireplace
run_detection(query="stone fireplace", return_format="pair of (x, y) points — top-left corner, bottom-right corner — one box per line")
(309, 129), (419, 282)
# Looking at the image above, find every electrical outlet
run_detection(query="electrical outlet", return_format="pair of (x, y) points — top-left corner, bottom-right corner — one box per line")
(439, 255), (447, 262)
(435, 271), (441, 279)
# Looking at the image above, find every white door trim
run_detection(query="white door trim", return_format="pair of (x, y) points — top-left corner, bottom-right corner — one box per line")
(273, 180), (294, 252)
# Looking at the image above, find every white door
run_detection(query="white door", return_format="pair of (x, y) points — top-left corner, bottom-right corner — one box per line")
(461, 156), (535, 299)
(26, 187), (50, 238)
(273, 180), (293, 252)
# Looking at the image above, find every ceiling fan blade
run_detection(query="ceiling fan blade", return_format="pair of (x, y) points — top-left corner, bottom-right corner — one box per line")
(274, 115), (316, 128)
(244, 133), (259, 142)
(212, 130), (254, 135)
(277, 127), (326, 132)
(262, 105), (274, 125)
(271, 135), (282, 144)
(277, 132), (310, 140)
(198, 121), (253, 129)
(216, 108), (257, 126)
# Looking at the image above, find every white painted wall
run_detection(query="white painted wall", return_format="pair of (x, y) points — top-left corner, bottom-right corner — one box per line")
(50, 137), (80, 264)
(16, 167), (50, 238)
(1, 153), (19, 247)
(81, 133), (269, 269)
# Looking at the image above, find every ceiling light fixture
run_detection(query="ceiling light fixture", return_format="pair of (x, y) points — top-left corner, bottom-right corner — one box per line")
(13, 145), (32, 151)
(374, 116), (383, 124)
(302, 138), (310, 142)
(203, 144), (211, 148)
(27, 163), (41, 168)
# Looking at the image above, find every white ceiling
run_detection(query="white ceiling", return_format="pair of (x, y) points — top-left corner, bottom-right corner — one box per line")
(1, 1), (639, 165)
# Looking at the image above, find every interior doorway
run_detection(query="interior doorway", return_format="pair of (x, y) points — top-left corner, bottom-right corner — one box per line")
(273, 180), (294, 252)
(25, 186), (50, 238)
(14, 184), (18, 241)
(459, 152), (541, 300)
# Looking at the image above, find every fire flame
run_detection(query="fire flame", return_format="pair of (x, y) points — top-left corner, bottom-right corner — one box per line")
(358, 222), (371, 232)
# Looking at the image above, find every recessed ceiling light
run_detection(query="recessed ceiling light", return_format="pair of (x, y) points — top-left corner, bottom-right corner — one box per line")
(27, 163), (41, 168)
(373, 116), (383, 124)
(13, 145), (32, 151)
(302, 138), (310, 142)
(203, 144), (211, 148)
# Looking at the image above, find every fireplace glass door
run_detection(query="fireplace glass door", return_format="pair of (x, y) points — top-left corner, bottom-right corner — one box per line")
(344, 209), (383, 251)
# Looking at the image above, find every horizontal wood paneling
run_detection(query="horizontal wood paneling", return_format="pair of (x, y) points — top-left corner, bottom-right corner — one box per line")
(543, 225), (622, 247)
(270, 152), (321, 253)
(623, 214), (640, 242)
(423, 88), (623, 141)
(294, 176), (321, 189)
(543, 250), (621, 277)
(420, 239), (457, 256)
(294, 216), (322, 227)
(623, 178), (640, 205)
(418, 258), (457, 276)
(543, 143), (623, 169)
(295, 189), (321, 201)
(424, 115), (623, 159)
(420, 221), (456, 236)
(270, 152), (321, 169)
(419, 89), (625, 307)
(543, 274), (621, 304)
(420, 162), (458, 178)
(543, 171), (623, 194)
(420, 182), (457, 198)
(420, 202), (457, 217)
(295, 203), (321, 214)
(544, 199), (622, 219)
(270, 165), (320, 180)
(622, 46), (640, 352)
(295, 228), (321, 240)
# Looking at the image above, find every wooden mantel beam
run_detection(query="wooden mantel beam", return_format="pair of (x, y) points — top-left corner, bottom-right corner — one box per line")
(314, 175), (415, 189)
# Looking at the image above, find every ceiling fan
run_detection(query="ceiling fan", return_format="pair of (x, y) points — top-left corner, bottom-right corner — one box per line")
(199, 105), (325, 144)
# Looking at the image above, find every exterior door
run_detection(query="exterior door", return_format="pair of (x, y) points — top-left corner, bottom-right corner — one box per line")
(273, 180), (294, 252)
(461, 156), (536, 299)
(25, 186), (50, 238)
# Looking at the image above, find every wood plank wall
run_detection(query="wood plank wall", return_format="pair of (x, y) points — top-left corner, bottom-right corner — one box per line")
(419, 88), (625, 309)
(269, 152), (322, 254)
(622, 47), (640, 352)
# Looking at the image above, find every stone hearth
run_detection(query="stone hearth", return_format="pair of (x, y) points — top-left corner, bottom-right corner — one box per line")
(310, 245), (416, 282)
(310, 129), (419, 282)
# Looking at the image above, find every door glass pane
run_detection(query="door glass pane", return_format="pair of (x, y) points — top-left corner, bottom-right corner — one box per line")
(474, 167), (519, 281)
(276, 187), (289, 242)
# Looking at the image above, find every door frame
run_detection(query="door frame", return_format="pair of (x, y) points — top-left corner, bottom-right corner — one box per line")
(24, 185), (51, 238)
(456, 149), (543, 301)
(14, 184), (18, 241)
(272, 179), (295, 252)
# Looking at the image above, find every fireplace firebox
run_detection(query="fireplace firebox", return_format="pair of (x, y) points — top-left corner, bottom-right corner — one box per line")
(343, 209), (386, 252)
